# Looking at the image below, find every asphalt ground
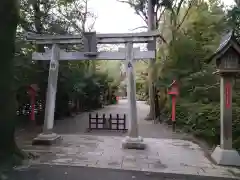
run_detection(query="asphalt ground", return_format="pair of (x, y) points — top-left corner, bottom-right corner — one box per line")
(4, 164), (238, 180)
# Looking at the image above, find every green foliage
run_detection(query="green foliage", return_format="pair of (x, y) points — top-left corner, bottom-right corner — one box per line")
(163, 99), (240, 150)
(228, 1), (240, 40)
(153, 0), (240, 149)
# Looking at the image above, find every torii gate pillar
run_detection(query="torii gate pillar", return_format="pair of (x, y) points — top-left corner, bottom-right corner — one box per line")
(32, 44), (61, 145)
(122, 42), (146, 149)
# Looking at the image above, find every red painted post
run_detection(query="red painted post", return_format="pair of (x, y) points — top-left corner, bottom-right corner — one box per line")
(30, 91), (36, 121)
(171, 96), (176, 122)
(225, 81), (231, 109)
(27, 84), (38, 121)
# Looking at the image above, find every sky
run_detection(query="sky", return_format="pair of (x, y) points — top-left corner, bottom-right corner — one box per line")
(88, 0), (235, 34)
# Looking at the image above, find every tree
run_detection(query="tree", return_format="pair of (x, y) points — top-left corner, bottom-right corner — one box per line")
(119, 0), (194, 120)
(228, 0), (240, 39)
(17, 0), (101, 122)
(0, 0), (24, 165)
(157, 0), (238, 147)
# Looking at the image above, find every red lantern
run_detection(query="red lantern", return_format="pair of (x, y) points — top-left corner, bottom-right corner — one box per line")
(168, 80), (179, 125)
(167, 80), (179, 96)
(27, 84), (39, 121)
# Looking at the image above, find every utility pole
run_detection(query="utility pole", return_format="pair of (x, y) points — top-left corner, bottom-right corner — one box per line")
(145, 0), (157, 121)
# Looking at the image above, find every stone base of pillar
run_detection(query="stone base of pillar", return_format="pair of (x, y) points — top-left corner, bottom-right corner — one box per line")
(144, 114), (153, 121)
(122, 136), (146, 150)
(32, 133), (61, 145)
(211, 145), (240, 166)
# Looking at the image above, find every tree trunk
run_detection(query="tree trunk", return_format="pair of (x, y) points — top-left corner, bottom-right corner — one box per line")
(0, 0), (20, 162)
(32, 0), (49, 126)
(146, 0), (156, 120)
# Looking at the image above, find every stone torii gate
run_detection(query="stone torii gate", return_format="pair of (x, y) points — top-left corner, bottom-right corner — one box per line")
(26, 31), (159, 149)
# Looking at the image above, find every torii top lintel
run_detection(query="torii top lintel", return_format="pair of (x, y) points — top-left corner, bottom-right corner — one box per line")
(25, 30), (160, 45)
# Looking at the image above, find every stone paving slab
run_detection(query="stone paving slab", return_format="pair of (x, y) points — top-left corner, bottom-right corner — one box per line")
(20, 134), (240, 179)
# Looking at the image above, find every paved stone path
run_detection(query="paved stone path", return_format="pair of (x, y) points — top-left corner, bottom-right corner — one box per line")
(20, 135), (240, 179)
(16, 100), (196, 140)
(52, 100), (189, 139)
(16, 100), (240, 179)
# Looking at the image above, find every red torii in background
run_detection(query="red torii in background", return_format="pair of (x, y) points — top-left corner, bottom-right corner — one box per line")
(27, 84), (39, 121)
